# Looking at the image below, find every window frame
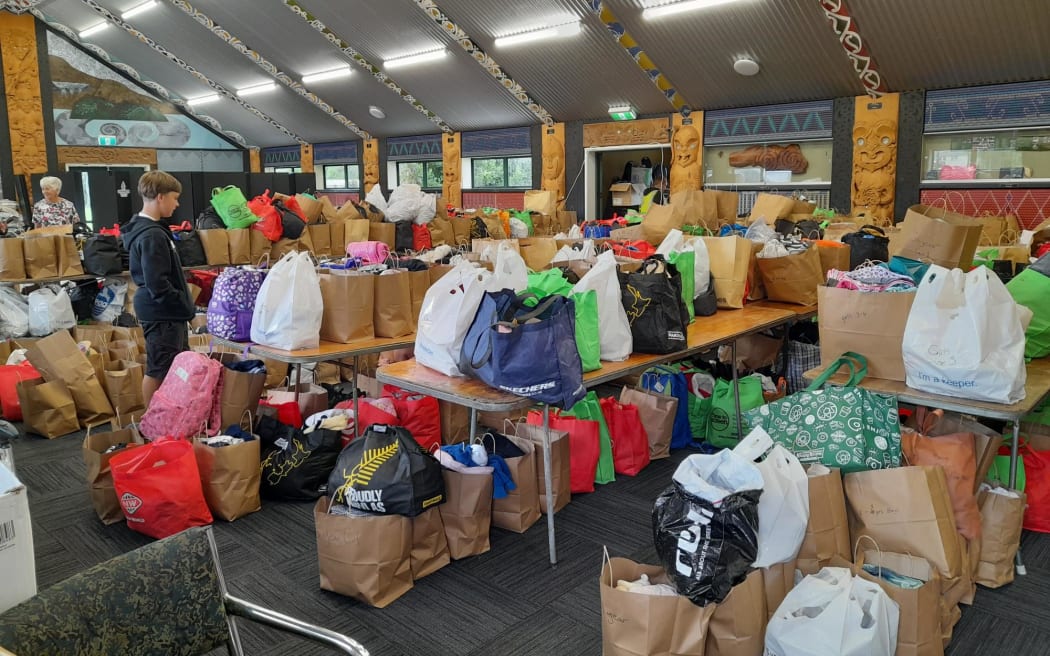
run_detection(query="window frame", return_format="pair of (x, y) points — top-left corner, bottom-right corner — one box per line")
(395, 159), (443, 191)
(322, 163), (361, 190)
(469, 156), (532, 190)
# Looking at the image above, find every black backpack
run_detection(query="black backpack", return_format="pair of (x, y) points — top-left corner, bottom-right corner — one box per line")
(82, 234), (123, 275)
(196, 206), (225, 231)
(842, 225), (890, 270)
(173, 228), (207, 267)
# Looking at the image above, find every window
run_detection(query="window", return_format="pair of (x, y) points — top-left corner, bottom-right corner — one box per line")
(470, 156), (532, 189)
(396, 161), (442, 189)
(323, 164), (360, 189)
(921, 128), (1050, 182)
(264, 166), (302, 174)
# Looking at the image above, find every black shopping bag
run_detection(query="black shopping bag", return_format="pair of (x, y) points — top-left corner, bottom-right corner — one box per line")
(259, 417), (342, 500)
(619, 255), (689, 354)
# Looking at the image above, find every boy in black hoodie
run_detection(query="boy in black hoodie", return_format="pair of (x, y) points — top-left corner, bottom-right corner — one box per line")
(122, 171), (194, 405)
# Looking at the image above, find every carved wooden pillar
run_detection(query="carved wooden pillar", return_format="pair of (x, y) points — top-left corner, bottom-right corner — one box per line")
(442, 132), (461, 208)
(300, 143), (314, 174)
(670, 112), (703, 194)
(362, 139), (379, 194)
(249, 148), (261, 173)
(541, 122), (566, 205)
(851, 93), (900, 224)
(0, 13), (49, 189)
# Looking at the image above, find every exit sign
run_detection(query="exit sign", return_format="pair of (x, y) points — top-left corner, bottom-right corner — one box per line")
(97, 135), (118, 146)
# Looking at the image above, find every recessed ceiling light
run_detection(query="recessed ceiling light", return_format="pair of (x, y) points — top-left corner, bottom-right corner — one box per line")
(734, 57), (760, 76)
(383, 48), (447, 70)
(301, 65), (353, 85)
(369, 105), (386, 119)
(643, 0), (742, 20)
(121, 0), (157, 20)
(78, 23), (109, 38)
(186, 93), (221, 106)
(494, 21), (581, 48)
(236, 82), (277, 97)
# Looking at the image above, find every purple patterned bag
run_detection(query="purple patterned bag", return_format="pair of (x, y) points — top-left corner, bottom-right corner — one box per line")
(206, 267), (266, 341)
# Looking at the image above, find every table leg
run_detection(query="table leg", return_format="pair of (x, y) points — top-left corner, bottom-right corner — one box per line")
(543, 404), (557, 566)
(732, 340), (743, 440)
(1010, 421), (1027, 575)
(352, 355), (359, 437)
(293, 363), (302, 405)
(469, 407), (477, 443)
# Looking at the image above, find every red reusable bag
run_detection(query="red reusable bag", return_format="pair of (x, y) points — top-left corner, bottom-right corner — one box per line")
(334, 397), (400, 441)
(382, 385), (440, 452)
(527, 408), (599, 494)
(413, 223), (433, 251)
(0, 362), (42, 421)
(610, 240), (656, 260)
(599, 397), (651, 477)
(110, 438), (213, 539)
(1022, 444), (1050, 533)
(258, 398), (304, 428)
(248, 190), (283, 242)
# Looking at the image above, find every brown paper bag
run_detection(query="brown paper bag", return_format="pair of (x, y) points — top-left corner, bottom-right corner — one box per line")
(54, 235), (83, 277)
(344, 218), (370, 246)
(556, 209), (577, 232)
(844, 466), (967, 608)
(813, 241), (850, 274)
(438, 399), (471, 444)
(83, 426), (144, 524)
(265, 382), (328, 421)
(855, 549), (943, 656)
(519, 237), (559, 271)
(706, 569), (766, 656)
(450, 217), (472, 246)
(102, 360), (145, 417)
(22, 235), (58, 279)
(106, 339), (140, 364)
(427, 216), (455, 246)
(409, 506), (450, 580)
(192, 437), (261, 521)
(762, 560), (797, 621)
(428, 263), (455, 288)
(796, 467), (851, 575)
(247, 229), (271, 264)
(327, 221), (346, 257)
(600, 556), (715, 656)
(975, 486), (1025, 588)
(26, 331), (113, 427)
(207, 352), (267, 429)
(817, 286), (915, 381)
(16, 377), (79, 438)
(198, 229), (231, 265)
(372, 271), (414, 338)
(701, 236), (751, 309)
(641, 202), (684, 246)
(226, 229), (251, 264)
(404, 269), (428, 330)
(755, 246), (823, 306)
(296, 194), (323, 223)
(619, 386), (676, 460)
(671, 189), (714, 229)
(335, 201), (364, 222)
(746, 240), (766, 302)
(712, 189), (740, 222)
(823, 222), (861, 243)
(749, 193), (796, 224)
(507, 420), (571, 515)
(523, 189), (557, 216)
(314, 497), (413, 608)
(0, 238), (25, 281)
(894, 205), (983, 270)
(307, 223), (331, 258)
(269, 237), (305, 261)
(369, 222), (396, 249)
(439, 469), (493, 559)
(490, 431), (542, 533)
(319, 271), (374, 344)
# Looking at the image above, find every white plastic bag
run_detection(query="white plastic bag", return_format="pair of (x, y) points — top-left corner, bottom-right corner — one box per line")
(685, 236), (710, 294)
(364, 184), (388, 212)
(0, 286), (29, 338)
(902, 265), (1027, 403)
(509, 217), (529, 238)
(92, 278), (127, 323)
(745, 218), (777, 243)
(551, 239), (596, 263)
(491, 241), (528, 292)
(28, 286), (76, 337)
(250, 251), (323, 350)
(573, 250), (632, 361)
(415, 261), (493, 377)
(415, 193), (436, 225)
(386, 183), (422, 223)
(733, 427), (809, 567)
(765, 567), (899, 656)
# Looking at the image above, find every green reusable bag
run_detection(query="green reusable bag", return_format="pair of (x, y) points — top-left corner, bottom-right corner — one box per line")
(707, 376), (765, 448)
(572, 290), (601, 373)
(1007, 268), (1050, 359)
(988, 452), (1025, 491)
(667, 250), (695, 321)
(564, 391), (615, 485)
(743, 352), (903, 473)
(526, 269), (574, 299)
(209, 186), (256, 229)
(687, 393), (712, 443)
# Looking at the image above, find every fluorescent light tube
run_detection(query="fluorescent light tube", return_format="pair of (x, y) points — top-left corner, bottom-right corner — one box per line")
(186, 94), (221, 106)
(236, 82), (277, 97)
(643, 0), (741, 20)
(383, 49), (447, 70)
(301, 66), (353, 85)
(121, 0), (157, 20)
(78, 23), (109, 38)
(494, 21), (581, 48)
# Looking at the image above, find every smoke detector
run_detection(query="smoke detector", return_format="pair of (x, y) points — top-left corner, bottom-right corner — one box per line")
(733, 57), (760, 76)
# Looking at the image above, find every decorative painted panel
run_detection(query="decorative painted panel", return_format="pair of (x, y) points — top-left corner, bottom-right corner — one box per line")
(705, 101), (833, 147)
(920, 189), (1050, 231)
(925, 81), (1050, 133)
(387, 134), (442, 162)
(263, 146), (300, 168)
(462, 127), (531, 158)
(314, 141), (359, 164)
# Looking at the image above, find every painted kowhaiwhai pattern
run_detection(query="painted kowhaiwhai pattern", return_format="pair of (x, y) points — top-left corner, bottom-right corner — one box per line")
(76, 0), (306, 144)
(282, 0), (452, 134)
(167, 0), (369, 139)
(31, 9), (247, 146)
(411, 0), (554, 126)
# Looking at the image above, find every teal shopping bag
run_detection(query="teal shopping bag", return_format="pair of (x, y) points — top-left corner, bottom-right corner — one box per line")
(564, 391), (615, 485)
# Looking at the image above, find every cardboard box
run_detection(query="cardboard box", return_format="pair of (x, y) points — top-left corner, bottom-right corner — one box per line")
(609, 182), (646, 207)
(0, 461), (36, 612)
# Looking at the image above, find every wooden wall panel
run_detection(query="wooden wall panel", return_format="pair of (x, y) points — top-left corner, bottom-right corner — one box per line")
(851, 93), (900, 224)
(582, 117), (670, 148)
(249, 148), (261, 173)
(56, 146), (157, 170)
(442, 132), (461, 208)
(541, 122), (565, 206)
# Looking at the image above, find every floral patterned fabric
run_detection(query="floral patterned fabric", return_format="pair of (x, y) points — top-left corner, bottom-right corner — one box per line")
(31, 198), (81, 228)
(206, 267), (266, 341)
(0, 527), (231, 656)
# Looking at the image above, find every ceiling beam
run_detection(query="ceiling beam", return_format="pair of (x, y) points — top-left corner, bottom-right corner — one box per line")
(166, 0), (369, 140)
(585, 1), (690, 113)
(818, 0), (888, 98)
(282, 0), (452, 134)
(76, 0), (307, 144)
(411, 0), (555, 126)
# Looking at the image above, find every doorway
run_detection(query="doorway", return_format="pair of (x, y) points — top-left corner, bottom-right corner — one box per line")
(68, 165), (149, 230)
(584, 145), (671, 220)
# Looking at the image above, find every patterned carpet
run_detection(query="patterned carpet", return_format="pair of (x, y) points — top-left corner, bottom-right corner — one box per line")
(8, 429), (1050, 656)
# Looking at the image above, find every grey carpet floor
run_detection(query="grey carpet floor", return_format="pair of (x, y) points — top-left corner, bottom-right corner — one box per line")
(8, 429), (1050, 656)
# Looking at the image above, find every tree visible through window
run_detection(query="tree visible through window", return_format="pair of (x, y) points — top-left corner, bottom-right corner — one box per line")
(323, 164), (360, 189)
(472, 157), (531, 188)
(397, 161), (442, 189)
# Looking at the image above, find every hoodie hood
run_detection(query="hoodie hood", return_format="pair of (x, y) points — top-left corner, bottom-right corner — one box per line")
(122, 214), (170, 251)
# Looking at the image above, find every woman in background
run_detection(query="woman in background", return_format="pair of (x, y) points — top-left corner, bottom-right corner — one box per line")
(32, 176), (81, 229)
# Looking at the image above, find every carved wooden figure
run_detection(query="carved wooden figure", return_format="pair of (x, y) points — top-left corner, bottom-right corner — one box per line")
(541, 123), (565, 205)
(851, 93), (900, 225)
(363, 139), (380, 193)
(442, 133), (461, 209)
(1, 13), (49, 179)
(300, 143), (314, 174)
(670, 121), (702, 195)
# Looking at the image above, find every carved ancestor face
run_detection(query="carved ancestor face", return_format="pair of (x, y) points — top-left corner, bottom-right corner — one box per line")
(854, 119), (896, 172)
(363, 158), (379, 184)
(542, 134), (564, 181)
(672, 125), (700, 168)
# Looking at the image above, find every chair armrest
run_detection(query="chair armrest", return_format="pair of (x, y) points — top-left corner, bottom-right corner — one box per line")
(224, 594), (369, 656)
